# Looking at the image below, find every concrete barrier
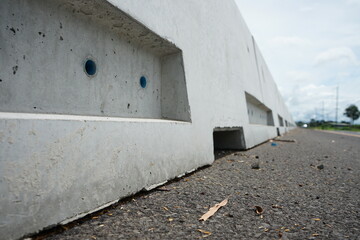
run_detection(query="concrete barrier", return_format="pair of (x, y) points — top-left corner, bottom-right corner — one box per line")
(0, 0), (295, 239)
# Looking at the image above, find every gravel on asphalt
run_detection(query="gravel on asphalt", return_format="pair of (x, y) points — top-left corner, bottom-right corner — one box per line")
(30, 129), (360, 240)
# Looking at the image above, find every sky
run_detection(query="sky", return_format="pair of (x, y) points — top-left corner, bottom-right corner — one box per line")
(235, 0), (360, 123)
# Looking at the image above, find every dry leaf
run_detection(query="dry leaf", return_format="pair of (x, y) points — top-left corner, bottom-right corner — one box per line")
(313, 218), (321, 221)
(273, 139), (296, 143)
(157, 187), (171, 191)
(163, 206), (169, 211)
(199, 198), (228, 221)
(197, 229), (212, 235)
(284, 229), (290, 232)
(254, 206), (264, 215)
(168, 218), (174, 222)
(312, 233), (320, 236)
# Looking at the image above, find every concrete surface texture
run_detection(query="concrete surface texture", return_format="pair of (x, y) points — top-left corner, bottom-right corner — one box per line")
(0, 0), (294, 239)
(34, 129), (360, 239)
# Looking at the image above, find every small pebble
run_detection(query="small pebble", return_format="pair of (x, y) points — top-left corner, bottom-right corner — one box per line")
(317, 164), (324, 170)
(251, 163), (260, 169)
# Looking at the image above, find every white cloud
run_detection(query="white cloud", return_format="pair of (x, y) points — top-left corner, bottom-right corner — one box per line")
(298, 6), (314, 12)
(285, 84), (338, 121)
(284, 82), (360, 123)
(285, 71), (313, 82)
(315, 47), (358, 66)
(338, 72), (351, 77)
(347, 0), (360, 5)
(271, 36), (311, 46)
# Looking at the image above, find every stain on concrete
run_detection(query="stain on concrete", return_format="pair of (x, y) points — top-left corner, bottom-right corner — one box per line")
(100, 102), (105, 114)
(12, 66), (18, 75)
(9, 27), (16, 35)
(28, 131), (37, 136)
(7, 137), (14, 144)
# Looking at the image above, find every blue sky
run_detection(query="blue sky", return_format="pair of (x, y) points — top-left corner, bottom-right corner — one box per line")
(235, 0), (360, 123)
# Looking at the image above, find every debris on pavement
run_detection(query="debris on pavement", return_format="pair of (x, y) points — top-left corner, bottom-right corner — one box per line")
(254, 206), (264, 215)
(273, 138), (297, 143)
(317, 164), (324, 170)
(251, 162), (260, 169)
(199, 198), (228, 221)
(156, 186), (172, 191)
(197, 229), (212, 236)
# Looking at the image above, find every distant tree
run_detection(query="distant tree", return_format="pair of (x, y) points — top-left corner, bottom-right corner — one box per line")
(309, 118), (317, 127)
(296, 121), (304, 127)
(343, 104), (360, 124)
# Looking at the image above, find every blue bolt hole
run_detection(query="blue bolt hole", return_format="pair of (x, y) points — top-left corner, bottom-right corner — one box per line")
(140, 76), (147, 88)
(85, 59), (96, 76)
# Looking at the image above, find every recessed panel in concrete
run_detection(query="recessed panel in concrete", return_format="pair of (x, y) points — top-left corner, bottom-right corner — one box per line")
(278, 115), (284, 127)
(213, 127), (246, 150)
(0, 0), (191, 121)
(245, 92), (274, 126)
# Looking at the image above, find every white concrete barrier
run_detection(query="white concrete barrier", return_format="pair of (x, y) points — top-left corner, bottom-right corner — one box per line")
(0, 0), (295, 239)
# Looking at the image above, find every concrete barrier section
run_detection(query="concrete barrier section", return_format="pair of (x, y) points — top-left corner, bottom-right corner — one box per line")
(0, 0), (295, 239)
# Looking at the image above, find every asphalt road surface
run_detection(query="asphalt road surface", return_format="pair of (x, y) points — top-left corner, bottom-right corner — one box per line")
(30, 128), (360, 240)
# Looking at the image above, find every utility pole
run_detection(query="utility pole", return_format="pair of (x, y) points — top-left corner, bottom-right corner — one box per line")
(322, 101), (325, 122)
(335, 86), (339, 123)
